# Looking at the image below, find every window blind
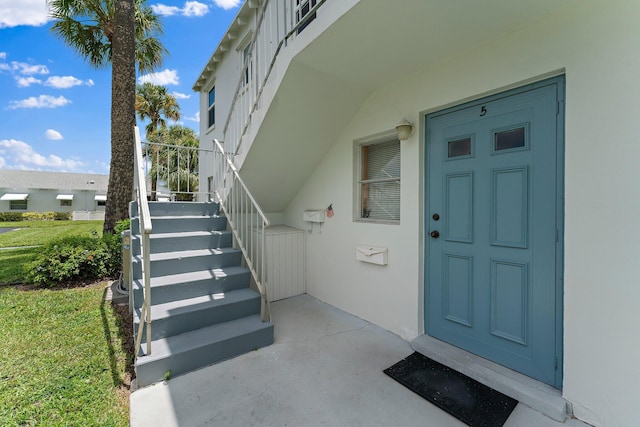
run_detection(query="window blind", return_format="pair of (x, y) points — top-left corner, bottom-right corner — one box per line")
(360, 139), (400, 221)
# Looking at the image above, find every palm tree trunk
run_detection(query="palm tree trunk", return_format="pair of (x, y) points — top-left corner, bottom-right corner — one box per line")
(104, 0), (136, 233)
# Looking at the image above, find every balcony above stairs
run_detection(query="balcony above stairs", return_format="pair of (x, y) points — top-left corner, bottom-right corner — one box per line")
(130, 201), (274, 388)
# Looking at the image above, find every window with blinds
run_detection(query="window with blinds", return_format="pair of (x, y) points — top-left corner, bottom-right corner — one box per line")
(358, 138), (400, 222)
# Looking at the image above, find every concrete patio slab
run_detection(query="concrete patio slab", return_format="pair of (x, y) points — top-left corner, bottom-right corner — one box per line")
(131, 295), (590, 427)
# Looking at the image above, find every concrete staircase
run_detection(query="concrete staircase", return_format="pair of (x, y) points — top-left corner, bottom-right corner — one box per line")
(130, 201), (274, 387)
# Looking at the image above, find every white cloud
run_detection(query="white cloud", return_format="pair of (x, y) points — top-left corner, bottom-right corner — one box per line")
(16, 76), (42, 87)
(213, 0), (241, 10)
(0, 157), (5, 168)
(0, 0), (50, 28)
(8, 95), (72, 109)
(0, 60), (49, 75)
(16, 62), (48, 75)
(151, 4), (181, 16)
(45, 75), (94, 89)
(0, 52), (6, 60)
(184, 112), (200, 123)
(172, 91), (191, 99)
(0, 139), (85, 172)
(152, 1), (208, 17)
(45, 129), (64, 140)
(94, 160), (110, 173)
(138, 68), (179, 85)
(183, 1), (209, 16)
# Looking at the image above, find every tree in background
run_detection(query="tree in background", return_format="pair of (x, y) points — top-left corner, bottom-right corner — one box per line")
(135, 82), (181, 199)
(135, 82), (181, 137)
(49, 0), (167, 232)
(147, 125), (199, 201)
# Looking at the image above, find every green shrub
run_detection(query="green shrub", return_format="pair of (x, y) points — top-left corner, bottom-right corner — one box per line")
(25, 219), (130, 287)
(101, 219), (131, 277)
(0, 212), (23, 221)
(54, 211), (72, 220)
(0, 211), (72, 221)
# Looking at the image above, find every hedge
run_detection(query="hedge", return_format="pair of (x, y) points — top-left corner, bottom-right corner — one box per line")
(0, 212), (72, 221)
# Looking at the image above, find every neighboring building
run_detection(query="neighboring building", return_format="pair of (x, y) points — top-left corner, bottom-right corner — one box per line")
(194, 1), (640, 425)
(0, 170), (109, 219)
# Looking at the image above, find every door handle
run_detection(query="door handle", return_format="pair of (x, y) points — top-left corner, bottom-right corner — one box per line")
(430, 230), (440, 239)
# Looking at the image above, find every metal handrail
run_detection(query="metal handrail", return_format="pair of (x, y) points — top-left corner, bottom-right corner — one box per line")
(141, 140), (203, 201)
(133, 126), (153, 356)
(211, 138), (271, 322)
(223, 0), (327, 156)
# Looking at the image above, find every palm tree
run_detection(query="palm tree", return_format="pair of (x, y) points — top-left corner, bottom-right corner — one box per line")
(48, 0), (167, 232)
(147, 125), (199, 201)
(136, 82), (181, 199)
(136, 82), (181, 137)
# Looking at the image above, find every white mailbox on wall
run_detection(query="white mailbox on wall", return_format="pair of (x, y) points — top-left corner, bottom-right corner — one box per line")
(355, 245), (388, 266)
(303, 209), (325, 223)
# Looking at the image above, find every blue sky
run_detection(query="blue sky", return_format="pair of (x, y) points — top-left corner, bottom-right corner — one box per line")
(0, 0), (240, 174)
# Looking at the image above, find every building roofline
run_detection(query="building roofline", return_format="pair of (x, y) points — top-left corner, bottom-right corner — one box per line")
(193, 0), (259, 92)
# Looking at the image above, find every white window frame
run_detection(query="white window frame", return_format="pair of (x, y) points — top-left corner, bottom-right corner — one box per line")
(295, 0), (318, 33)
(238, 32), (253, 88)
(353, 130), (401, 224)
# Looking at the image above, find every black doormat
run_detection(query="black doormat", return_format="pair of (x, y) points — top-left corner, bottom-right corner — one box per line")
(384, 352), (518, 427)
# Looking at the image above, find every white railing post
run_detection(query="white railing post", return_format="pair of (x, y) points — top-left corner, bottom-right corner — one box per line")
(222, 0), (327, 156)
(211, 139), (271, 322)
(133, 127), (153, 357)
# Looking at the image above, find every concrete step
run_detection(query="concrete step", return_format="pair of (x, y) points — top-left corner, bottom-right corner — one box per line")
(135, 314), (273, 387)
(149, 230), (233, 253)
(133, 247), (242, 278)
(147, 201), (220, 217)
(148, 215), (227, 234)
(131, 266), (251, 308)
(134, 288), (261, 342)
(411, 335), (569, 422)
(129, 200), (275, 389)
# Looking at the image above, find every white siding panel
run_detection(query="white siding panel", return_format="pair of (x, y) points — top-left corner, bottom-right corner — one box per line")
(265, 225), (305, 302)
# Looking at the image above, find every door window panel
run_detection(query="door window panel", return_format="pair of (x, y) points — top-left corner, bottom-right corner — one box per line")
(494, 126), (527, 152)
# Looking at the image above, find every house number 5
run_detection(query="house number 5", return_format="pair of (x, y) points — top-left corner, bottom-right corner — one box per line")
(480, 106), (487, 117)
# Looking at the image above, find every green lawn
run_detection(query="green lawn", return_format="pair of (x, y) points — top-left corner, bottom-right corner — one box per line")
(0, 220), (103, 247)
(0, 221), (103, 285)
(0, 248), (37, 285)
(0, 284), (131, 426)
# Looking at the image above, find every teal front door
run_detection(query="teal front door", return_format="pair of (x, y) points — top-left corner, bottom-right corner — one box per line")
(425, 78), (564, 388)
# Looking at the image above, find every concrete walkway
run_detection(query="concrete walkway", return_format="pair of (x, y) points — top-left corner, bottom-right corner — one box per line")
(131, 295), (589, 427)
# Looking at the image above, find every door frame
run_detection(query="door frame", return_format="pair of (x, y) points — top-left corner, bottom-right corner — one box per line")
(423, 76), (565, 388)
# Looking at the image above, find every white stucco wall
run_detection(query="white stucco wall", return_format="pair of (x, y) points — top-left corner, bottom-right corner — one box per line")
(282, 1), (640, 425)
(0, 188), (103, 214)
(198, 13), (258, 197)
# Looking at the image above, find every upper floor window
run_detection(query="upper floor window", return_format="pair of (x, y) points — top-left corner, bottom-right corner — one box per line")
(208, 86), (215, 128)
(355, 137), (401, 223)
(296, 0), (317, 34)
(242, 44), (251, 86)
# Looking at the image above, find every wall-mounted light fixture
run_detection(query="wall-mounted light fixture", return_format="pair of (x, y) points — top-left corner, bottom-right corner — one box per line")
(395, 118), (414, 141)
